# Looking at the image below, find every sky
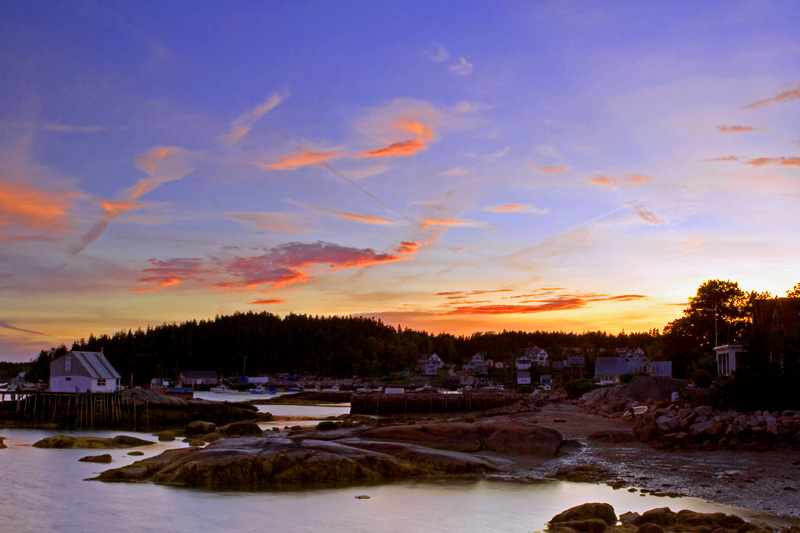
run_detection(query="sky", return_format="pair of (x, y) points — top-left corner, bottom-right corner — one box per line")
(1, 1), (799, 362)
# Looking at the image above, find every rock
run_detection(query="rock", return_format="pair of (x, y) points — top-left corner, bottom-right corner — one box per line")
(217, 420), (262, 437)
(91, 433), (496, 488)
(361, 423), (481, 452)
(0, 437), (6, 449)
(551, 519), (609, 533)
(481, 423), (562, 456)
(636, 523), (664, 533)
(619, 512), (640, 525)
(186, 420), (216, 436)
(552, 465), (611, 483)
(550, 503), (617, 527)
(316, 421), (339, 431)
(157, 431), (176, 442)
(128, 451), (145, 456)
(33, 435), (155, 449)
(80, 454), (112, 463)
(636, 507), (676, 527)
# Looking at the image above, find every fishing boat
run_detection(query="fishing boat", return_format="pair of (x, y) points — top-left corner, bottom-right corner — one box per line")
(210, 385), (230, 393)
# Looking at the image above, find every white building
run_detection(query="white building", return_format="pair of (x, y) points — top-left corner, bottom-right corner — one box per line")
(50, 351), (121, 393)
(423, 353), (444, 376)
(714, 344), (743, 377)
(524, 347), (549, 367)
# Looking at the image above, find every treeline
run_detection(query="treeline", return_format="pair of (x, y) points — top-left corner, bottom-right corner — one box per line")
(26, 311), (661, 386)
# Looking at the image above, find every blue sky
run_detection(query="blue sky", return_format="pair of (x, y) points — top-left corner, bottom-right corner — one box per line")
(1, 0), (798, 362)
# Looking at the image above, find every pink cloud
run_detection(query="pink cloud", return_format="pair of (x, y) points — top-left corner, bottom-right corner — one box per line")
(743, 86), (800, 109)
(223, 240), (420, 289)
(589, 174), (655, 187)
(703, 156), (740, 162)
(717, 125), (756, 133)
(632, 204), (665, 225)
(0, 182), (74, 233)
(745, 157), (800, 167)
(538, 165), (567, 174)
(264, 151), (343, 170)
(420, 218), (485, 229)
(249, 298), (286, 305)
(131, 258), (206, 292)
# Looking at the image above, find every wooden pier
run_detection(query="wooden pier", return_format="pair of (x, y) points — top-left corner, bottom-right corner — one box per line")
(0, 391), (136, 430)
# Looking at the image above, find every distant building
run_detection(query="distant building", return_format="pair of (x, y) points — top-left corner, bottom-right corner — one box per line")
(465, 352), (488, 374)
(180, 370), (219, 388)
(524, 347), (549, 366)
(517, 370), (531, 385)
(594, 357), (671, 382)
(515, 355), (532, 370)
(714, 344), (744, 377)
(50, 351), (121, 393)
(419, 353), (444, 375)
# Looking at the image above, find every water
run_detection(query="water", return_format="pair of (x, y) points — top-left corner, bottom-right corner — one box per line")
(0, 402), (789, 533)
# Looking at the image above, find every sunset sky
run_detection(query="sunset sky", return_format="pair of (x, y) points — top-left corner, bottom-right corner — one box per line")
(1, 1), (799, 362)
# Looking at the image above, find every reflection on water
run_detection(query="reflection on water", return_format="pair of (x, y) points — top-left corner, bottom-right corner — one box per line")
(0, 408), (794, 532)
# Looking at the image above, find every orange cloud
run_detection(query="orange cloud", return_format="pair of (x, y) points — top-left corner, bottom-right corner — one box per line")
(420, 218), (484, 229)
(357, 120), (435, 158)
(717, 125), (756, 133)
(538, 165), (567, 174)
(444, 293), (646, 315)
(632, 204), (665, 225)
(483, 203), (548, 214)
(589, 174), (655, 187)
(337, 212), (400, 225)
(223, 240), (419, 290)
(0, 182), (72, 229)
(743, 86), (800, 109)
(135, 146), (182, 175)
(131, 258), (205, 291)
(249, 298), (285, 305)
(703, 156), (740, 162)
(745, 157), (800, 167)
(264, 151), (343, 170)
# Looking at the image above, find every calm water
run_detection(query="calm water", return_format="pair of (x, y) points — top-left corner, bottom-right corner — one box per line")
(0, 401), (786, 533)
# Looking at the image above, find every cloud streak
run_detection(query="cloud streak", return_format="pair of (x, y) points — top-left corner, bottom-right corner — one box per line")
(717, 125), (756, 133)
(483, 204), (548, 214)
(0, 319), (48, 336)
(589, 174), (655, 187)
(743, 85), (800, 109)
(225, 91), (287, 145)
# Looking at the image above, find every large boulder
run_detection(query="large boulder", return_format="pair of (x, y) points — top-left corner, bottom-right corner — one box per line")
(550, 503), (617, 527)
(480, 423), (562, 456)
(90, 434), (496, 488)
(361, 423), (481, 452)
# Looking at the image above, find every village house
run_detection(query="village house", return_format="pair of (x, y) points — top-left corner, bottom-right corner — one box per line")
(464, 352), (488, 375)
(49, 351), (121, 393)
(524, 346), (549, 366)
(516, 370), (531, 385)
(421, 353), (444, 376)
(515, 354), (532, 370)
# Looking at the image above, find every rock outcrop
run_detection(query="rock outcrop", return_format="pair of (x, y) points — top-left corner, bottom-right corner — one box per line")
(360, 420), (562, 457)
(547, 504), (767, 533)
(92, 419), (563, 488)
(33, 434), (155, 449)
(580, 377), (686, 416)
(633, 405), (800, 451)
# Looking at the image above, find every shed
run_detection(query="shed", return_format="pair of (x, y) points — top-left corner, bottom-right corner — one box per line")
(50, 351), (121, 393)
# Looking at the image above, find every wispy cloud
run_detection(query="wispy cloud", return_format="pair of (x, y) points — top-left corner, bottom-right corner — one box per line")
(221, 240), (420, 290)
(0, 182), (74, 237)
(444, 293), (646, 315)
(357, 120), (434, 158)
(41, 124), (112, 133)
(263, 151), (343, 170)
(425, 43), (450, 63)
(224, 91), (287, 145)
(221, 212), (305, 232)
(745, 157), (800, 167)
(0, 319), (48, 336)
(742, 85), (800, 109)
(717, 125), (756, 133)
(420, 218), (486, 230)
(448, 57), (473, 75)
(631, 203), (666, 225)
(703, 156), (740, 162)
(482, 203), (548, 214)
(440, 167), (470, 177)
(538, 165), (568, 175)
(589, 174), (655, 187)
(132, 258), (205, 292)
(249, 298), (285, 305)
(74, 146), (194, 254)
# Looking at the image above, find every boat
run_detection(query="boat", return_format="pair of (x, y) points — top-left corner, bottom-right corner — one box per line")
(322, 385), (340, 392)
(622, 405), (648, 419)
(210, 385), (230, 393)
(249, 385), (267, 394)
(354, 495), (370, 499)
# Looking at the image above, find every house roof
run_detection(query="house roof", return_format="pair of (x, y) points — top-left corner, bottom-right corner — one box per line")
(68, 351), (121, 379)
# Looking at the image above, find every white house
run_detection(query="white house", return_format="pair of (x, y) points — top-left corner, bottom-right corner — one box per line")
(516, 370), (531, 385)
(714, 344), (743, 377)
(465, 352), (488, 374)
(525, 347), (549, 366)
(50, 351), (121, 393)
(423, 353), (444, 376)
(515, 355), (532, 370)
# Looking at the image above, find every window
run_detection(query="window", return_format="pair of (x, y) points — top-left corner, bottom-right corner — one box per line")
(97, 379), (106, 387)
(65, 377), (71, 381)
